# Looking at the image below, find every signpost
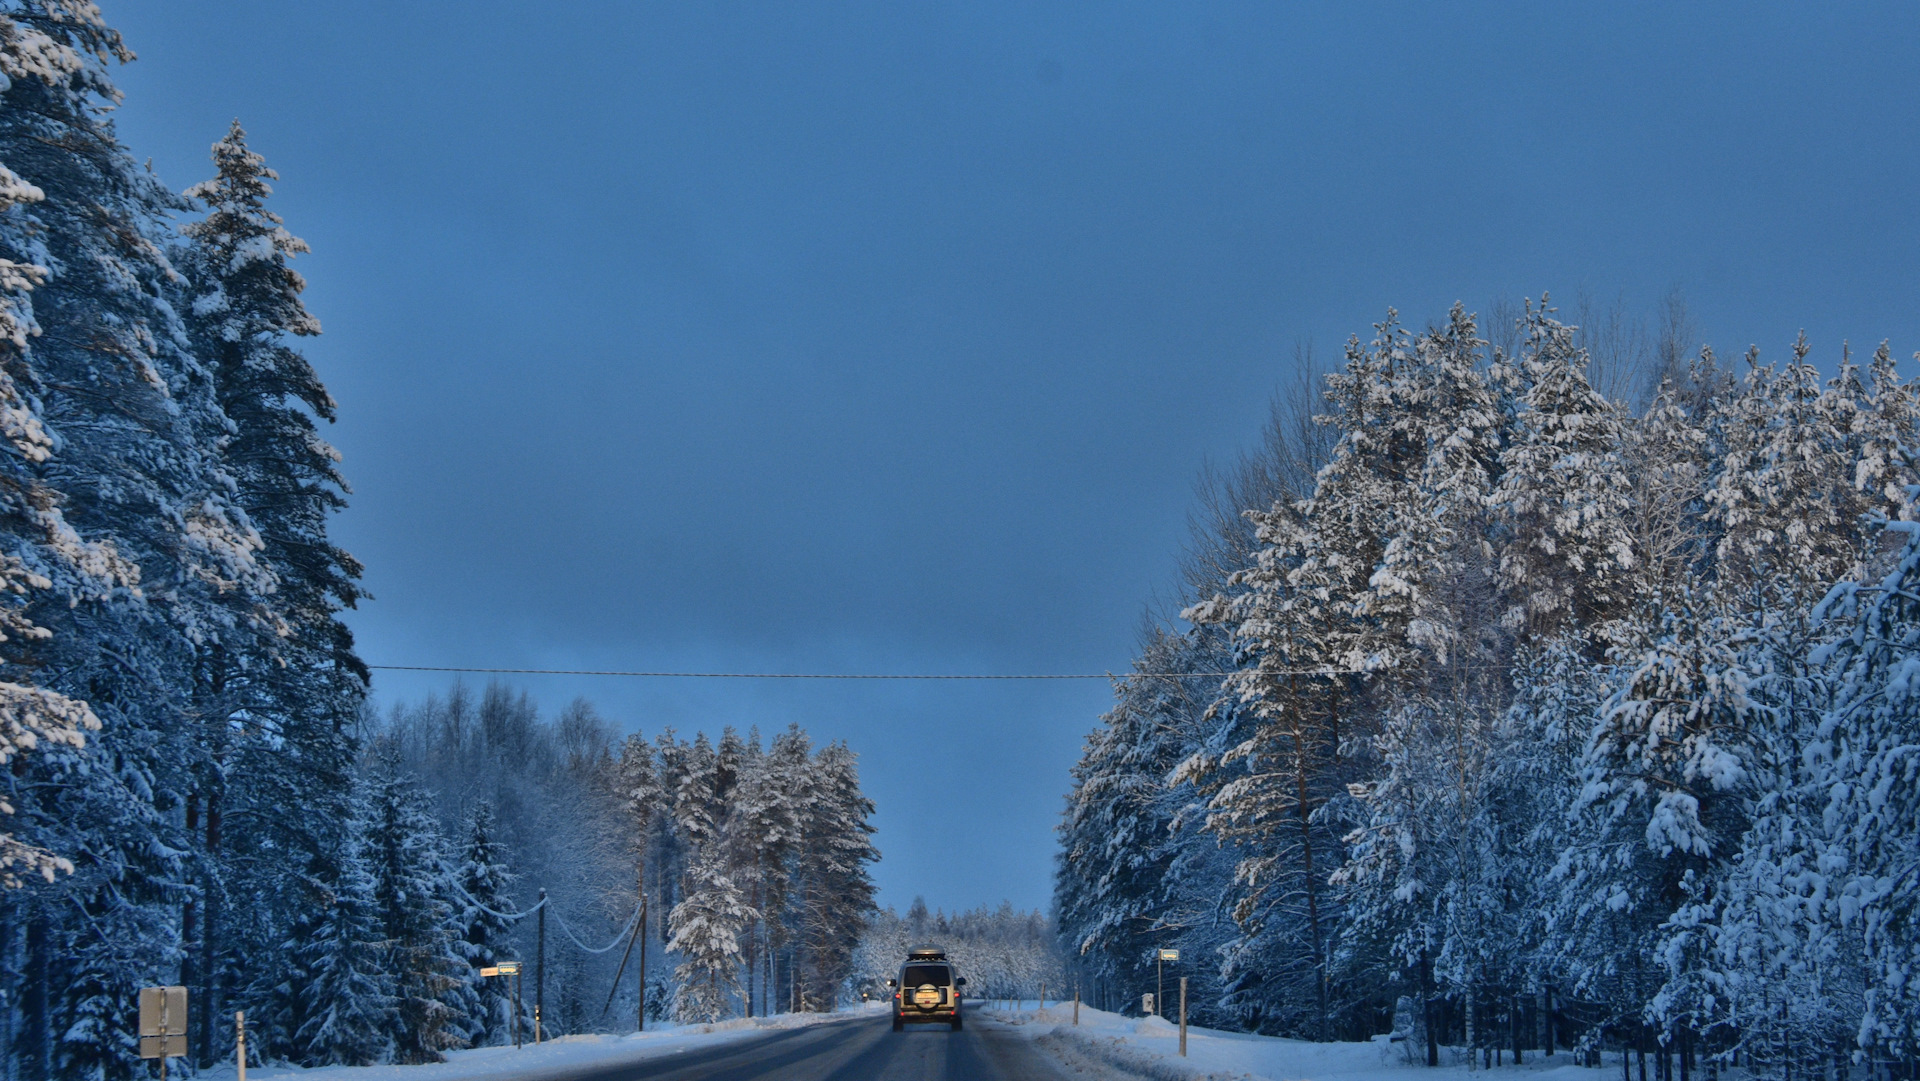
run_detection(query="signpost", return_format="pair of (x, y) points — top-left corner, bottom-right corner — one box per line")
(479, 962), (523, 1048)
(138, 986), (187, 1079)
(1156, 948), (1179, 1019)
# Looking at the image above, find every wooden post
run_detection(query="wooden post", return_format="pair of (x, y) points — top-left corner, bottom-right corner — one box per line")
(536, 889), (547, 1043)
(1179, 978), (1188, 1056)
(1074, 988), (1080, 1026)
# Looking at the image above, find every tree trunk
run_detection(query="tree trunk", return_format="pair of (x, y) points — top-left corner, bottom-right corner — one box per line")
(1513, 994), (1523, 1064)
(1296, 750), (1327, 1042)
(1540, 985), (1552, 1056)
(1466, 986), (1476, 1072)
(1422, 953), (1439, 1067)
(22, 914), (50, 1080)
(200, 790), (222, 1067)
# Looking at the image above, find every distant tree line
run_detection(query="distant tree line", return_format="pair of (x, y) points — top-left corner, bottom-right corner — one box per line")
(854, 897), (1065, 1003)
(1057, 295), (1920, 1078)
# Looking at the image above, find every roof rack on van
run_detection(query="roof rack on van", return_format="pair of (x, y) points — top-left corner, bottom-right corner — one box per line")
(907, 947), (947, 961)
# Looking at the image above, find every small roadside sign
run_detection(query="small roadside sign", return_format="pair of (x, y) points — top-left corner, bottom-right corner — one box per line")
(1158, 949), (1180, 962)
(139, 986), (187, 1061)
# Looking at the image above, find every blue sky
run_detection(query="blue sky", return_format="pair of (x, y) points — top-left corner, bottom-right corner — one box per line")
(106, 2), (1920, 913)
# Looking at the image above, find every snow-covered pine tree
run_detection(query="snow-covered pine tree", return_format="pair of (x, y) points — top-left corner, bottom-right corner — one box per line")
(1491, 300), (1637, 636)
(177, 120), (366, 1065)
(731, 729), (800, 1016)
(1706, 336), (1857, 608)
(365, 755), (469, 1063)
(1361, 303), (1504, 667)
(0, 6), (280, 1076)
(0, 11), (123, 889)
(759, 724), (813, 1011)
(454, 801), (519, 1046)
(1785, 520), (1920, 1062)
(791, 741), (878, 1011)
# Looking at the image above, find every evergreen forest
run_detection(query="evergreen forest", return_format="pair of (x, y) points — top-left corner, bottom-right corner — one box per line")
(0, 8), (879, 1077)
(1057, 298), (1920, 1078)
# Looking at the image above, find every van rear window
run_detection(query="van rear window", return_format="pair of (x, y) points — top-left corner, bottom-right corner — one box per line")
(902, 965), (950, 986)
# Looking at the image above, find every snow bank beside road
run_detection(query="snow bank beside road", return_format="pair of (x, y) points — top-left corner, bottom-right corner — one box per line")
(990, 1004), (1611, 1081)
(192, 1004), (886, 1081)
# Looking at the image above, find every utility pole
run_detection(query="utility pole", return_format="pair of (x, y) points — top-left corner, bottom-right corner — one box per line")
(536, 889), (547, 1043)
(637, 889), (648, 1032)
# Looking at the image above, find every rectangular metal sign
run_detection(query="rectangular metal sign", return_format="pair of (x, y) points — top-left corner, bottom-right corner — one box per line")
(139, 1035), (187, 1060)
(1158, 949), (1180, 961)
(495, 961), (521, 975)
(138, 986), (187, 1059)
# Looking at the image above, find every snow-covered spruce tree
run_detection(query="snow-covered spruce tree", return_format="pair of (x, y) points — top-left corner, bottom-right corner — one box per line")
(1490, 632), (1609, 1057)
(1761, 519), (1920, 1064)
(0, 6), (282, 1077)
(1056, 627), (1240, 1024)
(365, 755), (469, 1063)
(1328, 306), (1522, 1051)
(791, 741), (878, 1011)
(0, 19), (119, 889)
(293, 812), (392, 1067)
(731, 727), (802, 1016)
(454, 801), (520, 1046)
(1553, 597), (1770, 1058)
(176, 119), (367, 1066)
(668, 849), (754, 1022)
(764, 726), (818, 1010)
(1705, 338), (1857, 609)
(1177, 320), (1408, 1036)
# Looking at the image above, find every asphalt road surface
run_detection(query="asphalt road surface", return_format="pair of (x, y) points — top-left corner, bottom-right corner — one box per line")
(539, 1013), (1080, 1081)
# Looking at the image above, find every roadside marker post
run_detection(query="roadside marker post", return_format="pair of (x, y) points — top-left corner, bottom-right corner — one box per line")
(536, 889), (547, 1044)
(1179, 977), (1188, 1057)
(1073, 988), (1079, 1026)
(235, 1011), (246, 1081)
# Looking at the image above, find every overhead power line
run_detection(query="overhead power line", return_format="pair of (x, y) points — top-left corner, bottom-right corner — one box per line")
(365, 664), (1457, 679)
(367, 665), (1174, 680)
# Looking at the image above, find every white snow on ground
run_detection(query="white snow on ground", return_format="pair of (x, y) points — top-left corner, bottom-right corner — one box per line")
(989, 1004), (1625, 1081)
(191, 1004), (887, 1081)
